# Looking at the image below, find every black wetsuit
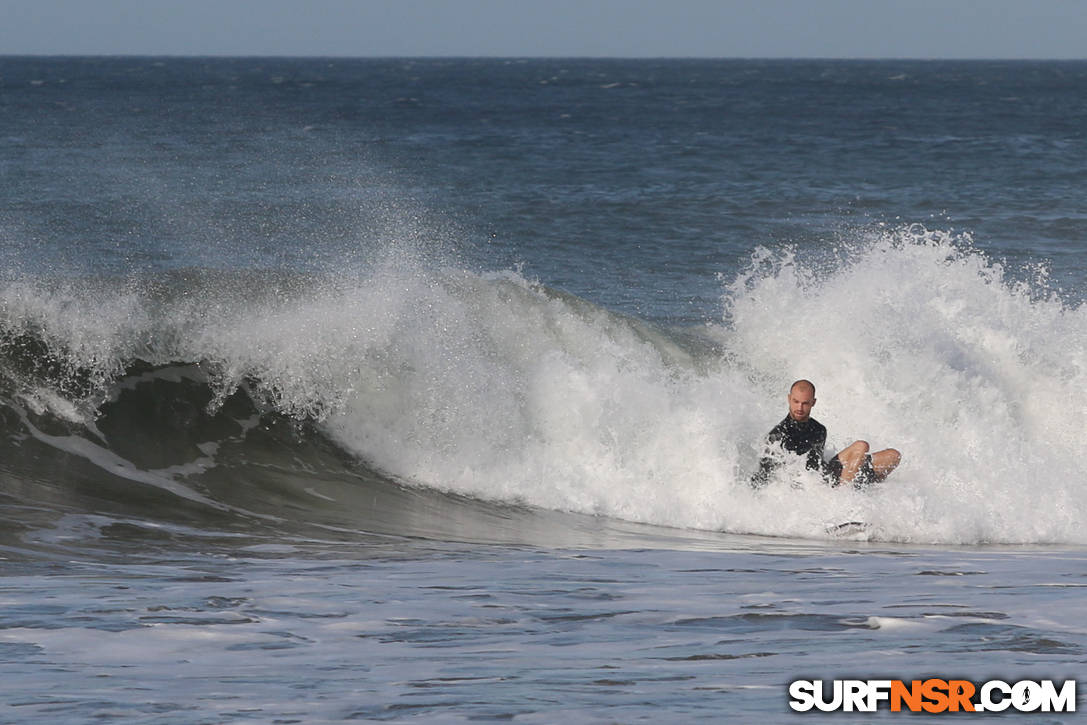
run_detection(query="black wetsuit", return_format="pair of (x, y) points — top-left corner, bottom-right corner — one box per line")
(752, 415), (828, 489)
(751, 415), (875, 489)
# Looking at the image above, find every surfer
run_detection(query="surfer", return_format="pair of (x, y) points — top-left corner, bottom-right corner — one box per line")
(751, 379), (901, 489)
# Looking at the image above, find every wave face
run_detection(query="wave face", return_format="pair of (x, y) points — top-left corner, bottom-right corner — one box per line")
(2, 227), (1085, 545)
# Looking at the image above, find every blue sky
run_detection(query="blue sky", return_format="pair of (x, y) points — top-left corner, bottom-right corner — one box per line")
(2, 0), (1084, 59)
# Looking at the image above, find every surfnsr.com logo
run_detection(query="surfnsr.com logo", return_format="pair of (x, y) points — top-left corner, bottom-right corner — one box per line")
(789, 679), (1076, 713)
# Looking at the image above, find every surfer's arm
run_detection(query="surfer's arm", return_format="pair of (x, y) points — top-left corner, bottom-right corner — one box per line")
(751, 457), (774, 489)
(750, 434), (781, 489)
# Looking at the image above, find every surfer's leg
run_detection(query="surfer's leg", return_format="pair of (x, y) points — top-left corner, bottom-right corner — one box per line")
(833, 440), (870, 482)
(869, 448), (901, 480)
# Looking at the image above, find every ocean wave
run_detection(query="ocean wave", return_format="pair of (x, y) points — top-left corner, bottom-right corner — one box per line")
(2, 226), (1085, 545)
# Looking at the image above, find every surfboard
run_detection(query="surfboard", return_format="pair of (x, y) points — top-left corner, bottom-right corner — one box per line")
(826, 520), (870, 537)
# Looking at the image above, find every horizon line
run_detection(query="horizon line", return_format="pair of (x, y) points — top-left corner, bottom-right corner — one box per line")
(2, 53), (1085, 62)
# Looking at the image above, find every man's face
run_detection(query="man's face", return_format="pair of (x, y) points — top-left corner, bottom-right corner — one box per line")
(788, 386), (816, 422)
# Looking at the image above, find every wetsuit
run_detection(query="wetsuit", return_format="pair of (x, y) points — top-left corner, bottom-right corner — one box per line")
(751, 415), (877, 489)
(751, 415), (828, 489)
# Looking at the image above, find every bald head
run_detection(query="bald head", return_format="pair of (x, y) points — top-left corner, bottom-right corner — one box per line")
(790, 379), (815, 397)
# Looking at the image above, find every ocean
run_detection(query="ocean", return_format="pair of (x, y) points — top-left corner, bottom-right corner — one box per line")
(1, 57), (1085, 722)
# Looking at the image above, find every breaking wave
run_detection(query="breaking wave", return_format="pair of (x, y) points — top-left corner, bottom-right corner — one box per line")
(2, 226), (1085, 545)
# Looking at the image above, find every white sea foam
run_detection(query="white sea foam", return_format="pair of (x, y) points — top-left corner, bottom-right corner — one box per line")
(373, 230), (1085, 543)
(306, 227), (1085, 544)
(720, 227), (1087, 543)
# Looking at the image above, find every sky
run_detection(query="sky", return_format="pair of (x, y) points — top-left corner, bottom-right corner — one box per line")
(1, 0), (1084, 59)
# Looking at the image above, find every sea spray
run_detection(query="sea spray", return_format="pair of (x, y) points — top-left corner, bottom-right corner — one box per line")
(723, 226), (1087, 542)
(321, 226), (1087, 543)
